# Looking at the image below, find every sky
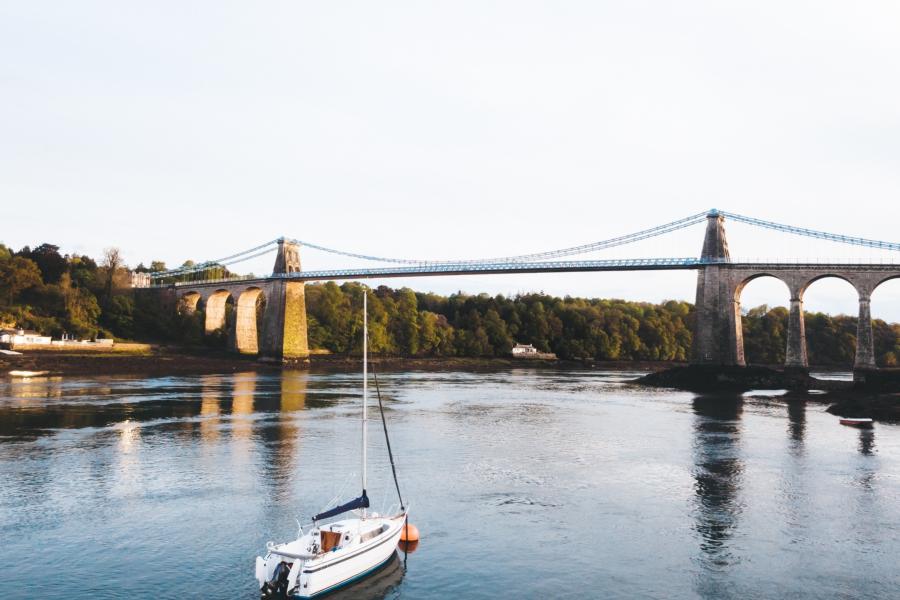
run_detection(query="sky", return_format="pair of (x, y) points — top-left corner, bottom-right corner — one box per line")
(2, 2), (900, 319)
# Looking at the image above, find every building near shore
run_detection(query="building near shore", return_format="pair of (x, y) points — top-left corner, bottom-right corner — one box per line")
(511, 343), (557, 360)
(0, 329), (52, 348)
(0, 329), (115, 350)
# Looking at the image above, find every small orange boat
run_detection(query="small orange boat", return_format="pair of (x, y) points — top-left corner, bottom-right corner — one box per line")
(839, 417), (873, 428)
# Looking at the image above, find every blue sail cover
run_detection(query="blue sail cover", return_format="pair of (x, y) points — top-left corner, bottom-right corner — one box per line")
(313, 490), (370, 522)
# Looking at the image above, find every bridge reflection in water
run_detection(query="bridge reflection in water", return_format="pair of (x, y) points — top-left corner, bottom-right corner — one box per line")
(1, 372), (898, 598)
(690, 394), (745, 587)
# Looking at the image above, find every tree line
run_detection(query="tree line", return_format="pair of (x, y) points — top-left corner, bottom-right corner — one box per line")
(0, 242), (204, 341)
(2, 242), (898, 366)
(307, 282), (900, 367)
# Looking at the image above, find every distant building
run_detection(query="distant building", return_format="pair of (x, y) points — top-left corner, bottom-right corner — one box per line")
(511, 343), (557, 360)
(512, 343), (539, 356)
(130, 271), (151, 288)
(0, 329), (52, 348)
(0, 328), (114, 350)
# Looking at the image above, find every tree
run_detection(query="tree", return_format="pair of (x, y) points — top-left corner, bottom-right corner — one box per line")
(65, 283), (102, 338)
(307, 282), (353, 353)
(19, 243), (68, 284)
(393, 288), (420, 356)
(102, 295), (134, 339)
(482, 308), (512, 355)
(68, 255), (99, 291)
(101, 247), (123, 304)
(419, 311), (440, 354)
(0, 256), (42, 305)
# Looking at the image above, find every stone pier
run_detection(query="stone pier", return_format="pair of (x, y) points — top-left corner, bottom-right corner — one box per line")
(155, 239), (310, 363)
(690, 212), (897, 375)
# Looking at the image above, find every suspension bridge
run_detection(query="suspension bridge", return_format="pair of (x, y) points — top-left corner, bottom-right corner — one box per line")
(143, 210), (900, 372)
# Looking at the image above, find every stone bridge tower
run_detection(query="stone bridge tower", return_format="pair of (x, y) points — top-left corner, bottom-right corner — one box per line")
(690, 210), (738, 365)
(259, 239), (309, 362)
(688, 211), (885, 373)
(273, 238), (302, 274)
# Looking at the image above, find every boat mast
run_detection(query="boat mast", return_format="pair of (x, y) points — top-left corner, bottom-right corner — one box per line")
(362, 289), (368, 518)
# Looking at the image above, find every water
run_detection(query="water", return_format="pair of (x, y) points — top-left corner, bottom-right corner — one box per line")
(1, 369), (897, 599)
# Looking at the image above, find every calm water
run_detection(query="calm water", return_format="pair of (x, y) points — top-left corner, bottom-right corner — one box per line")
(0, 369), (897, 599)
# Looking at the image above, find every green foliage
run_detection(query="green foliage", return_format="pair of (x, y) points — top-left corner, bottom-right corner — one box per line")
(742, 305), (788, 364)
(102, 295), (135, 339)
(17, 243), (68, 284)
(68, 255), (99, 291)
(304, 283), (698, 360)
(65, 284), (102, 339)
(393, 288), (420, 356)
(0, 256), (42, 305)
(305, 286), (900, 366)
(1, 242), (121, 340)
(742, 305), (900, 367)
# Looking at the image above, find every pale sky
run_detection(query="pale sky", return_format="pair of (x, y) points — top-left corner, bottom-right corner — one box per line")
(3, 2), (900, 319)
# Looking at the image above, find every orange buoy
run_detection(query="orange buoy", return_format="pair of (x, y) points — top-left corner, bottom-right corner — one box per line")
(398, 540), (419, 554)
(400, 522), (420, 543)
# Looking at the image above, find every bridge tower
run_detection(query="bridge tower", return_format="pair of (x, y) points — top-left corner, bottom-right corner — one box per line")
(690, 210), (742, 365)
(273, 237), (302, 274)
(259, 239), (310, 362)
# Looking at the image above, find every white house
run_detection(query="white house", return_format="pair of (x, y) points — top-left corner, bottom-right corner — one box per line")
(511, 343), (539, 356)
(130, 271), (151, 288)
(0, 329), (52, 347)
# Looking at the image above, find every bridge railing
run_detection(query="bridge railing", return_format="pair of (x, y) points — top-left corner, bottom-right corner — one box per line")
(728, 257), (900, 266)
(149, 273), (261, 288)
(148, 256), (900, 288)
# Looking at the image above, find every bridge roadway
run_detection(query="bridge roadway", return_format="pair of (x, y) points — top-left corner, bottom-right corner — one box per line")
(158, 258), (899, 287)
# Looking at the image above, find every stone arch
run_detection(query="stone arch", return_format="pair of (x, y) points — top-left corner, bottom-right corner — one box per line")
(732, 273), (792, 367)
(872, 273), (900, 296)
(733, 272), (791, 303)
(870, 274), (900, 367)
(235, 287), (267, 355)
(205, 290), (232, 335)
(178, 291), (202, 315)
(797, 273), (858, 301)
(797, 275), (859, 368)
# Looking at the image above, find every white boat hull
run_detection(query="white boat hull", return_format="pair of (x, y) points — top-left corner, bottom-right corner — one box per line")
(296, 515), (404, 598)
(257, 512), (407, 599)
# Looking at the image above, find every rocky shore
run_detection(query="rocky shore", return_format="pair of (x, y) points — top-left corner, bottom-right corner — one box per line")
(637, 364), (900, 422)
(0, 348), (276, 377)
(825, 395), (900, 422)
(637, 364), (822, 391)
(4, 350), (897, 422)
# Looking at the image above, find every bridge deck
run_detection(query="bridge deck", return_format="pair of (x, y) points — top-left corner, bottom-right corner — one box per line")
(155, 259), (900, 289)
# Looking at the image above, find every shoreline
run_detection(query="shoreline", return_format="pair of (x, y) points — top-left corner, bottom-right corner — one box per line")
(0, 346), (877, 378)
(2, 349), (897, 423)
(0, 348), (682, 377)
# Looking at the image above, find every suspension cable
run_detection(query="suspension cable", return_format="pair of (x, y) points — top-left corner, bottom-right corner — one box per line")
(149, 209), (900, 283)
(287, 211), (709, 266)
(150, 239), (279, 276)
(720, 211), (900, 252)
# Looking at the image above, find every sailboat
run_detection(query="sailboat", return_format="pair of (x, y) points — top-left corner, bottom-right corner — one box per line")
(255, 292), (409, 598)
